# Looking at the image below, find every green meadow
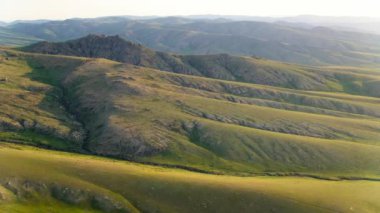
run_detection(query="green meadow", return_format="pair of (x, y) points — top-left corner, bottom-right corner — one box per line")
(0, 143), (379, 213)
(0, 47), (379, 212)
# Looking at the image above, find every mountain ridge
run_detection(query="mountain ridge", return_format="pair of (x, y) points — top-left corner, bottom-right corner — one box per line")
(7, 16), (380, 66)
(22, 34), (380, 98)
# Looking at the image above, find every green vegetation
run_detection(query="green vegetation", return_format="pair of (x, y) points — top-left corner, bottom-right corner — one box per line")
(0, 131), (80, 150)
(22, 35), (380, 98)
(1, 48), (379, 177)
(1, 42), (380, 212)
(0, 27), (41, 46)
(0, 143), (379, 213)
(0, 50), (85, 152)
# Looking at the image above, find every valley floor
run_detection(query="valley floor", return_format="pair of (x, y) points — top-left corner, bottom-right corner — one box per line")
(0, 142), (379, 213)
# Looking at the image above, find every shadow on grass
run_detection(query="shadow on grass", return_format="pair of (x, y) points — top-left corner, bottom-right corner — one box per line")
(9, 56), (89, 152)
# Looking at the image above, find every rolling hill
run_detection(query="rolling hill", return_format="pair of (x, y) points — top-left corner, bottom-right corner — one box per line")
(2, 39), (380, 176)
(0, 27), (41, 46)
(1, 34), (380, 212)
(1, 143), (379, 212)
(23, 35), (380, 97)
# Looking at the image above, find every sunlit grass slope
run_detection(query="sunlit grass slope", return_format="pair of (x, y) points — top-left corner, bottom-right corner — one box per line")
(0, 143), (379, 213)
(1, 49), (379, 177)
(0, 49), (85, 151)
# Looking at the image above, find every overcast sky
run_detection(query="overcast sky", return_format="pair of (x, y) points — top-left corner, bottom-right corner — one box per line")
(2, 0), (380, 21)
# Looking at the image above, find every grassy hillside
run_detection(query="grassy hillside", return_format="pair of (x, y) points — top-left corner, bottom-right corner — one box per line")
(0, 143), (379, 213)
(1, 49), (379, 178)
(22, 35), (380, 98)
(0, 27), (41, 46)
(1, 40), (380, 212)
(0, 49), (86, 151)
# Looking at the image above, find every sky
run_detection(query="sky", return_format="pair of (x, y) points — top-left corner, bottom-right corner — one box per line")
(2, 0), (380, 21)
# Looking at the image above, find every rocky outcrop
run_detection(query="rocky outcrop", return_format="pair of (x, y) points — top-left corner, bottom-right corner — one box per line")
(1, 178), (134, 212)
(23, 34), (181, 71)
(178, 104), (356, 140)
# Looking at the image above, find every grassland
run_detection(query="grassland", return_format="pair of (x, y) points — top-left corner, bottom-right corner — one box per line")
(0, 48), (380, 212)
(0, 49), (379, 176)
(0, 28), (41, 47)
(0, 143), (379, 213)
(0, 49), (85, 151)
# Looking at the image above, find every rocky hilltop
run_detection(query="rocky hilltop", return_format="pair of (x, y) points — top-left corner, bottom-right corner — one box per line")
(23, 34), (377, 93)
(23, 35), (380, 96)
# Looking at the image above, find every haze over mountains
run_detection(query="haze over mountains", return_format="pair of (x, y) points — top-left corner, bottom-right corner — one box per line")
(2, 15), (380, 66)
(187, 15), (380, 35)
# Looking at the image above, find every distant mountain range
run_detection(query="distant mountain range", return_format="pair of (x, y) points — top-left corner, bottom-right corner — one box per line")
(2, 15), (380, 66)
(5, 15), (380, 30)
(186, 15), (380, 32)
(153, 20), (380, 65)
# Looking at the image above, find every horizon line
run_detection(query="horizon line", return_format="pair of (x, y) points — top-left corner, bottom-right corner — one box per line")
(2, 14), (380, 23)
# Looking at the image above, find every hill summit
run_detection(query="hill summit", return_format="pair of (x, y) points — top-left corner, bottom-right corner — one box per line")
(22, 34), (360, 92)
(22, 34), (380, 96)
(23, 34), (166, 66)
